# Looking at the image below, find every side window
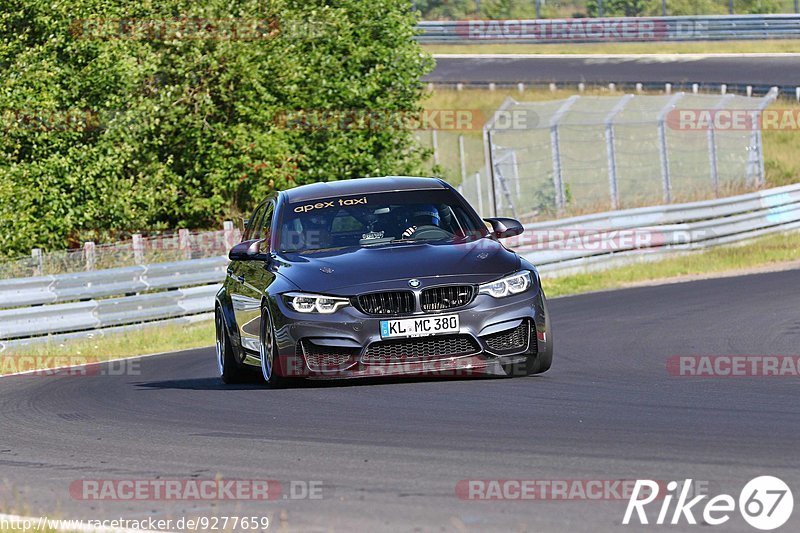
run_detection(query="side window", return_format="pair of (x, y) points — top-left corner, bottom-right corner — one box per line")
(243, 204), (265, 241)
(252, 202), (274, 241)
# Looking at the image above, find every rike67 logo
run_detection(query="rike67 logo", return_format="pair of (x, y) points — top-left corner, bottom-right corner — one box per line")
(623, 477), (793, 530)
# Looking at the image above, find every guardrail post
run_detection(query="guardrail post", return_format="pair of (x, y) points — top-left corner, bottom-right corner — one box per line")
(604, 94), (633, 210)
(432, 130), (440, 166)
(84, 242), (95, 271)
(179, 229), (191, 260)
(31, 248), (43, 276)
(657, 93), (685, 204)
(132, 234), (144, 265)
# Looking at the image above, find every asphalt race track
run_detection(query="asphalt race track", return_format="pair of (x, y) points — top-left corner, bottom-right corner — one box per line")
(426, 54), (800, 89)
(2, 269), (800, 531)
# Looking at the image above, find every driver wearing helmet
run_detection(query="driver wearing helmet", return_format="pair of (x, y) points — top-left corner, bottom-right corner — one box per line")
(402, 204), (440, 239)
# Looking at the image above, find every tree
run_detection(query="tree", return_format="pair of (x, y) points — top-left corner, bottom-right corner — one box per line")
(0, 0), (433, 255)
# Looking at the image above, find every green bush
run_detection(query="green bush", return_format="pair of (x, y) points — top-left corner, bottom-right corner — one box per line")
(0, 0), (433, 255)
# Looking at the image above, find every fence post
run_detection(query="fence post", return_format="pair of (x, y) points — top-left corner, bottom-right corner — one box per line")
(132, 233), (144, 265)
(486, 129), (499, 217)
(475, 172), (484, 217)
(84, 242), (96, 271)
(708, 94), (735, 197)
(31, 248), (43, 276)
(549, 95), (580, 211)
(223, 220), (235, 251)
(431, 130), (440, 166)
(179, 229), (191, 260)
(458, 134), (467, 185)
(749, 87), (779, 187)
(657, 93), (685, 204)
(511, 151), (521, 198)
(482, 97), (516, 218)
(604, 94), (633, 210)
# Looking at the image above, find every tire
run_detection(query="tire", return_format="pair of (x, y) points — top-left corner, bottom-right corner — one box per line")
(259, 305), (289, 388)
(216, 307), (248, 384)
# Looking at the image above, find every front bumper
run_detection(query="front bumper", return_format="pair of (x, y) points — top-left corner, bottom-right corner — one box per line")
(266, 287), (550, 379)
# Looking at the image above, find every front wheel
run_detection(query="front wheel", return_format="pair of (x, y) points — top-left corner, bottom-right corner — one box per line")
(259, 305), (289, 388)
(216, 308), (248, 384)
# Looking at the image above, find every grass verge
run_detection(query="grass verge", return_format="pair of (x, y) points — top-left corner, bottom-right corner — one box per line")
(0, 319), (213, 376)
(422, 40), (800, 56)
(541, 231), (800, 297)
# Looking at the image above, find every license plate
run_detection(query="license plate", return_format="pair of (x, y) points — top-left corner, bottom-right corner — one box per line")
(380, 314), (459, 339)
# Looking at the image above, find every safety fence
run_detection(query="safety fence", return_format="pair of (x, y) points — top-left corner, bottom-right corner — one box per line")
(0, 222), (241, 280)
(1, 183), (798, 346)
(419, 89), (778, 220)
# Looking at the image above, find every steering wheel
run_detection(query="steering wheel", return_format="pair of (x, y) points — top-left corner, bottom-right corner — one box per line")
(406, 225), (452, 240)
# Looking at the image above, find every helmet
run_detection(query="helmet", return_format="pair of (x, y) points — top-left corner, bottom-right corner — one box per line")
(412, 205), (440, 227)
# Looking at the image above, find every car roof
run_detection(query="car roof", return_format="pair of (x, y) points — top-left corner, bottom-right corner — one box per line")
(281, 176), (449, 203)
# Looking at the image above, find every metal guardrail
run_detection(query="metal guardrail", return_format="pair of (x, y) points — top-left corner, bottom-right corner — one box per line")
(513, 183), (800, 274)
(1, 183), (799, 343)
(0, 284), (220, 341)
(0, 256), (228, 309)
(416, 15), (800, 44)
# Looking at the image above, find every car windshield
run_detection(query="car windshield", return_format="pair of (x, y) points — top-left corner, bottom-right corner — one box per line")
(277, 189), (486, 253)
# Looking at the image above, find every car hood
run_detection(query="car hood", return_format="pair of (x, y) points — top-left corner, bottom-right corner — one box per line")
(274, 239), (520, 295)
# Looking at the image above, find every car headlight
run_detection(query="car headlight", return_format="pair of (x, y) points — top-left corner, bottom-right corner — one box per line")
(284, 292), (350, 314)
(478, 271), (532, 298)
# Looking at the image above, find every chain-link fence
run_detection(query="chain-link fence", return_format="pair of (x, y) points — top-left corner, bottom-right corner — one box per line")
(0, 223), (242, 280)
(417, 89), (777, 219)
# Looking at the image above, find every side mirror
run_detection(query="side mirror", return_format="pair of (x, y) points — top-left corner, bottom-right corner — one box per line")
(229, 239), (270, 261)
(484, 217), (524, 239)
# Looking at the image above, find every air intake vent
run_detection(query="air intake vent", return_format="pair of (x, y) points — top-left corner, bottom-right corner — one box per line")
(482, 321), (532, 354)
(420, 285), (474, 312)
(363, 334), (480, 364)
(357, 291), (415, 315)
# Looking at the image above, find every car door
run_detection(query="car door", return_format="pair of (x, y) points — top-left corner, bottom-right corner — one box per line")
(232, 201), (275, 354)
